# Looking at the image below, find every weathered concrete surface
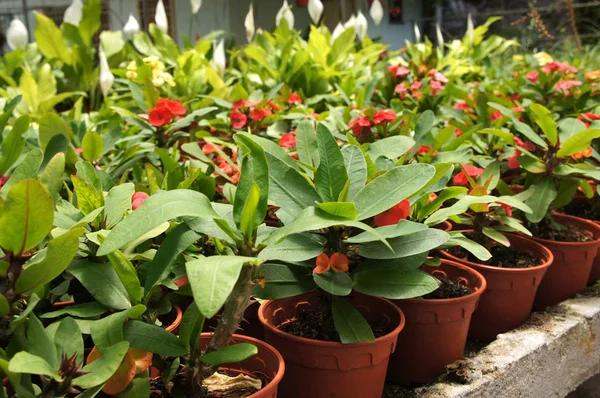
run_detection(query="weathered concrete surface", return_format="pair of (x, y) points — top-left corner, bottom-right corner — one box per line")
(407, 287), (600, 398)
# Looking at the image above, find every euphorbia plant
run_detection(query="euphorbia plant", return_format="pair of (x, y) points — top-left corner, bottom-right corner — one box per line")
(244, 122), (451, 343)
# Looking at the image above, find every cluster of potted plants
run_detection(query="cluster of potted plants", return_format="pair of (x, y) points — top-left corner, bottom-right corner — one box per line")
(0, 0), (599, 396)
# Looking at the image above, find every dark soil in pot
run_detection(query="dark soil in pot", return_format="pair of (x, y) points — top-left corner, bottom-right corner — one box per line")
(422, 278), (473, 299)
(441, 233), (553, 342)
(259, 291), (404, 398)
(530, 214), (600, 310)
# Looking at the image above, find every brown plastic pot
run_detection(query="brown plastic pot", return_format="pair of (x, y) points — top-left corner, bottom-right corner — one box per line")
(258, 292), (405, 398)
(164, 305), (183, 333)
(561, 196), (600, 284)
(440, 233), (553, 341)
(532, 214), (600, 310)
(387, 259), (486, 384)
(197, 333), (285, 398)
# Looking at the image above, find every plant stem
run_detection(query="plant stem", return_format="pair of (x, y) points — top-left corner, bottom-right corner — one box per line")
(472, 212), (488, 247)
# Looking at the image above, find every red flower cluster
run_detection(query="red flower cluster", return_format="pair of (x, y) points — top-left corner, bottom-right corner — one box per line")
(230, 99), (279, 129)
(388, 65), (410, 78)
(542, 61), (577, 74)
(314, 252), (349, 274)
(287, 93), (302, 105)
(416, 145), (438, 156)
(578, 113), (600, 127)
(491, 110), (503, 122)
(526, 70), (539, 83)
(348, 110), (398, 140)
(279, 131), (296, 148)
(453, 164), (484, 186)
(453, 101), (470, 111)
(148, 99), (186, 127)
(132, 192), (149, 210)
(374, 199), (411, 227)
(554, 80), (583, 90)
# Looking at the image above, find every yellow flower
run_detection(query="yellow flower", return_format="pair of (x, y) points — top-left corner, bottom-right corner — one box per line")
(513, 55), (524, 62)
(585, 70), (600, 80)
(143, 55), (161, 70)
(163, 72), (176, 87)
(534, 52), (553, 66)
(126, 61), (137, 71)
(126, 70), (137, 80)
(152, 69), (165, 87)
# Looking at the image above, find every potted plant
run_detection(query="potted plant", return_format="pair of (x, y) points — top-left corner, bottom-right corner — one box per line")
(95, 134), (285, 397)
(498, 103), (600, 308)
(245, 123), (451, 396)
(428, 165), (553, 341)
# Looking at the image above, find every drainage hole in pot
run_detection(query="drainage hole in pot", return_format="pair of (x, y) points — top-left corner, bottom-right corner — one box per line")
(452, 245), (542, 269)
(422, 278), (473, 300)
(279, 310), (389, 342)
(150, 365), (269, 398)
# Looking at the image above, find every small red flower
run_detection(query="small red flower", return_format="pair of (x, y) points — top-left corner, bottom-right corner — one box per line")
(526, 70), (539, 83)
(388, 65), (410, 77)
(218, 162), (235, 176)
(157, 99), (186, 116)
(454, 127), (464, 137)
(410, 81), (422, 91)
(373, 110), (397, 125)
(581, 113), (600, 121)
(132, 192), (149, 210)
(148, 106), (174, 127)
(491, 110), (503, 122)
(554, 80), (583, 90)
(267, 100), (281, 112)
(428, 69), (449, 83)
(74, 148), (83, 155)
(348, 116), (372, 139)
(0, 176), (9, 189)
(416, 145), (433, 155)
(231, 172), (240, 184)
(453, 101), (470, 111)
(428, 193), (438, 204)
(514, 137), (536, 152)
(279, 132), (296, 148)
(453, 165), (484, 186)
(374, 199), (411, 227)
(287, 93), (302, 105)
(507, 150), (521, 169)
(230, 110), (247, 129)
(500, 203), (513, 216)
(314, 252), (349, 274)
(543, 61), (577, 74)
(249, 108), (272, 121)
(202, 143), (221, 155)
(430, 80), (444, 96)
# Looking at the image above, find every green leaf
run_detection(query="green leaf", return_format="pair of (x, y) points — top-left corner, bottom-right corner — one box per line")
(413, 110), (436, 145)
(72, 176), (103, 216)
(331, 296), (374, 344)
(69, 261), (131, 310)
(179, 304), (205, 351)
(104, 247), (142, 305)
(89, 305), (145, 351)
(557, 129), (600, 158)
(100, 30), (125, 58)
(41, 302), (108, 319)
(240, 182), (261, 238)
(97, 190), (218, 256)
(79, 0), (101, 45)
(264, 152), (322, 216)
(530, 104), (557, 146)
(54, 317), (84, 363)
(0, 295), (9, 316)
(315, 124), (348, 201)
(265, 207), (391, 250)
(313, 271), (353, 296)
(233, 134), (269, 234)
(39, 153), (65, 204)
(368, 136), (414, 162)
(73, 342), (130, 388)
(200, 343), (258, 366)
(296, 120), (319, 169)
(0, 179), (54, 255)
(123, 320), (187, 356)
(186, 256), (261, 318)
(258, 234), (324, 262)
(345, 220), (428, 243)
(28, 314), (58, 369)
(82, 132), (104, 162)
(8, 352), (60, 381)
(144, 224), (201, 297)
(354, 164), (435, 220)
(119, 374), (150, 398)
(357, 228), (450, 259)
(444, 235), (491, 261)
(34, 12), (71, 64)
(341, 146), (367, 201)
(235, 132), (297, 170)
(316, 202), (357, 219)
(0, 115), (28, 175)
(353, 268), (439, 299)
(253, 262), (315, 299)
(482, 227), (510, 246)
(512, 119), (547, 148)
(39, 113), (72, 150)
(104, 183), (135, 228)
(524, 178), (557, 223)
(16, 227), (85, 293)
(0, 149), (43, 198)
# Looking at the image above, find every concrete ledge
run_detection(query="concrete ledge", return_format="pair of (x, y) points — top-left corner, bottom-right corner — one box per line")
(385, 286), (600, 398)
